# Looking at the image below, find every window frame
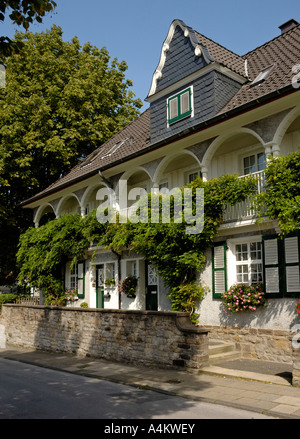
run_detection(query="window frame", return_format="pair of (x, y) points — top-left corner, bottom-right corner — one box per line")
(67, 261), (85, 299)
(242, 152), (266, 175)
(167, 87), (193, 125)
(234, 240), (263, 285)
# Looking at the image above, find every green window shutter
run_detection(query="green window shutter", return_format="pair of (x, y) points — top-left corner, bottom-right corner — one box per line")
(262, 235), (283, 298)
(212, 242), (227, 298)
(262, 233), (300, 298)
(77, 261), (85, 299)
(283, 233), (300, 298)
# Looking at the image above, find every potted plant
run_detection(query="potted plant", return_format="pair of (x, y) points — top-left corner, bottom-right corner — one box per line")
(119, 275), (138, 298)
(221, 283), (266, 313)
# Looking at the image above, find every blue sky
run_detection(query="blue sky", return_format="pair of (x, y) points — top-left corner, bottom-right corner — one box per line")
(1, 0), (299, 110)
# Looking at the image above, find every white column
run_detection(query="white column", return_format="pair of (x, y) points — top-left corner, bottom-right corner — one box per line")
(271, 144), (281, 157)
(201, 166), (208, 182)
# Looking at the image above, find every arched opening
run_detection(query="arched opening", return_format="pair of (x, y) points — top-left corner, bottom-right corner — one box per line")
(280, 114), (300, 156)
(34, 204), (56, 227)
(206, 131), (265, 179)
(153, 151), (201, 189)
(56, 195), (80, 217)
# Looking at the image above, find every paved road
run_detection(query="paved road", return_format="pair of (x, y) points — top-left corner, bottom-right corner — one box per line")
(0, 358), (275, 420)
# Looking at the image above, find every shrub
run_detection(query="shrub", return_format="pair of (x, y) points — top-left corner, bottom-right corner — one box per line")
(0, 293), (18, 311)
(168, 283), (208, 324)
(80, 302), (88, 308)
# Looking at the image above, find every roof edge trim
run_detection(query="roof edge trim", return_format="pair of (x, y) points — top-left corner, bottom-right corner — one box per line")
(147, 19), (213, 98)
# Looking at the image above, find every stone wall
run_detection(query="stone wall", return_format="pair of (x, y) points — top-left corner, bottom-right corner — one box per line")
(0, 304), (209, 371)
(292, 338), (300, 387)
(202, 325), (293, 364)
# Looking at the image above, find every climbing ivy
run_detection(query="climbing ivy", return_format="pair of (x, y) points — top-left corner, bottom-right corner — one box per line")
(255, 149), (300, 236)
(17, 173), (256, 320)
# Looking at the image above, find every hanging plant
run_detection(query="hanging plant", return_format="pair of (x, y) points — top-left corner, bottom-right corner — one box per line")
(221, 283), (266, 313)
(119, 275), (138, 298)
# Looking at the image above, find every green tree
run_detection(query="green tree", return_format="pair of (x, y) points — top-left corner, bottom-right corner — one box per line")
(0, 0), (57, 57)
(0, 25), (142, 284)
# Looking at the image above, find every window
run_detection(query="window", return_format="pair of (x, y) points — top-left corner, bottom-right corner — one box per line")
(188, 171), (202, 184)
(68, 262), (85, 298)
(243, 152), (265, 175)
(167, 87), (192, 125)
(235, 241), (262, 284)
(251, 65), (274, 87)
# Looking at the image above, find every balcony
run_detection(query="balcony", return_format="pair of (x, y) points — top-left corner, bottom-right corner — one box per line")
(223, 170), (265, 223)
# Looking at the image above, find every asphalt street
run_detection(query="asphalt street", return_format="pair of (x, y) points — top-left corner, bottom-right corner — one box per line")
(0, 357), (275, 420)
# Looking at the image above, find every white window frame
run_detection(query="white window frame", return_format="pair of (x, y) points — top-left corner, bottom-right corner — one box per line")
(227, 237), (263, 286)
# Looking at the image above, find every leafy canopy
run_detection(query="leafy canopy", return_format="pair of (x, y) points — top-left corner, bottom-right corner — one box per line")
(0, 0), (57, 57)
(0, 25), (142, 284)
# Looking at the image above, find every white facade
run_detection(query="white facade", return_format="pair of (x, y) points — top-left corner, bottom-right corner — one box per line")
(23, 19), (300, 330)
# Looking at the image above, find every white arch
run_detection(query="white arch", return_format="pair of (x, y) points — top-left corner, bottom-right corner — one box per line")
(55, 193), (81, 218)
(33, 203), (56, 226)
(81, 183), (109, 211)
(201, 128), (265, 170)
(119, 166), (153, 185)
(273, 107), (300, 146)
(152, 150), (201, 184)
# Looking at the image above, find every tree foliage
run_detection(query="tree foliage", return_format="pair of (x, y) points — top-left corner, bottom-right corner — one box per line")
(0, 0), (57, 57)
(256, 150), (300, 235)
(0, 25), (142, 284)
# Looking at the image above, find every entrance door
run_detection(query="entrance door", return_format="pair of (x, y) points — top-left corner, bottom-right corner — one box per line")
(96, 264), (104, 308)
(146, 263), (158, 310)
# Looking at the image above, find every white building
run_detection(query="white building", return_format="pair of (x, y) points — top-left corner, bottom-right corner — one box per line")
(22, 19), (300, 331)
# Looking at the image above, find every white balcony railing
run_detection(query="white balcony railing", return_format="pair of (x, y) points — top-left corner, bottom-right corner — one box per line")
(223, 170), (265, 223)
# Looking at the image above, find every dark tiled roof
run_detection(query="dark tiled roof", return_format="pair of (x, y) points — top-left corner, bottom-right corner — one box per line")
(23, 110), (151, 203)
(219, 23), (300, 113)
(23, 21), (300, 205)
(195, 31), (247, 78)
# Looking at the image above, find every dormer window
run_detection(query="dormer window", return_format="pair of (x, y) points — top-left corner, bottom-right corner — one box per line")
(250, 65), (275, 87)
(167, 87), (193, 125)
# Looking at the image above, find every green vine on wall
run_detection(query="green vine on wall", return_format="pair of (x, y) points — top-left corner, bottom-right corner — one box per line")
(17, 173), (256, 321)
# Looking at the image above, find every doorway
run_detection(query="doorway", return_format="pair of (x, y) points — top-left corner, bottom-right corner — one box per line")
(96, 264), (104, 308)
(146, 263), (158, 310)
